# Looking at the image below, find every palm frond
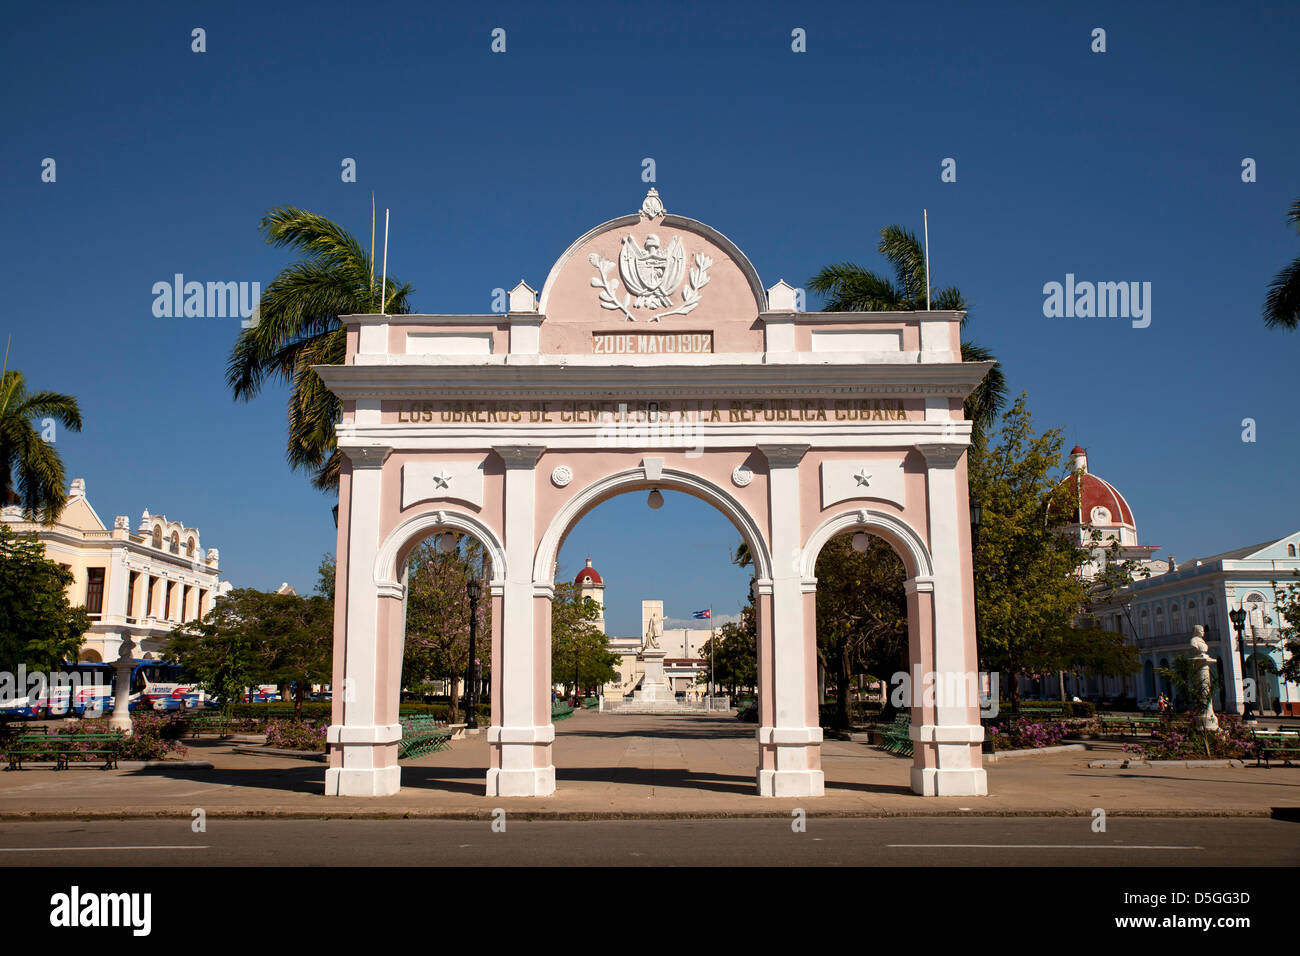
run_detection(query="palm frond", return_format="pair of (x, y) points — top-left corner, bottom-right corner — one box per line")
(877, 225), (927, 304)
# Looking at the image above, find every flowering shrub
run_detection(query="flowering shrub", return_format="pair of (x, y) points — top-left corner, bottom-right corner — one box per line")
(1124, 713), (1255, 760)
(265, 718), (327, 752)
(987, 716), (1068, 750)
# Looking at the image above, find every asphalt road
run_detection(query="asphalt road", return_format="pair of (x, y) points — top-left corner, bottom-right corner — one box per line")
(0, 816), (1296, 867)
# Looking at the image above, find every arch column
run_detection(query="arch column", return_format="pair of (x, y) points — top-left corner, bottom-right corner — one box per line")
(486, 445), (555, 796)
(912, 442), (987, 796)
(755, 444), (824, 797)
(327, 445), (404, 797)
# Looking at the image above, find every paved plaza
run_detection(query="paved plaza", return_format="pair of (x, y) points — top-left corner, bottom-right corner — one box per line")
(0, 710), (1297, 820)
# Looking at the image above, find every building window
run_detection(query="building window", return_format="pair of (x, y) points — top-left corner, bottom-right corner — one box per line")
(151, 527), (162, 549)
(126, 570), (139, 618)
(186, 538), (196, 558)
(145, 576), (154, 616)
(164, 581), (173, 620)
(1289, 544), (1297, 557)
(169, 532), (179, 554)
(85, 568), (105, 615)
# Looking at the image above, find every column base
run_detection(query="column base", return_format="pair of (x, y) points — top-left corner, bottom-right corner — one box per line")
(326, 765), (402, 797)
(757, 768), (825, 797)
(486, 766), (556, 797)
(910, 766), (988, 796)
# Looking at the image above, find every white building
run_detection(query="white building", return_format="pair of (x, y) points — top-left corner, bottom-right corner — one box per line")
(1020, 449), (1299, 714)
(1, 478), (230, 664)
(1085, 533), (1300, 715)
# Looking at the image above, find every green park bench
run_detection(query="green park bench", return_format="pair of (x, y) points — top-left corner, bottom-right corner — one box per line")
(1253, 730), (1300, 768)
(185, 714), (234, 737)
(6, 732), (121, 770)
(876, 712), (913, 758)
(551, 701), (574, 721)
(1098, 715), (1161, 737)
(397, 716), (453, 759)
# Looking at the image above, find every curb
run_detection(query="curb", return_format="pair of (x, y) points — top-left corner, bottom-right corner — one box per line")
(232, 747), (326, 761)
(1087, 758), (1248, 769)
(986, 744), (1086, 761)
(0, 807), (1283, 822)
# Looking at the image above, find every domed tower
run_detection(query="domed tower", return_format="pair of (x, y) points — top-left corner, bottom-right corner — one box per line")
(574, 557), (606, 634)
(1052, 446), (1160, 577)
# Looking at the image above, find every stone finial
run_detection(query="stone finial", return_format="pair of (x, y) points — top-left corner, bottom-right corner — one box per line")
(113, 515), (129, 531)
(766, 279), (799, 312)
(205, 548), (219, 565)
(69, 478), (86, 498)
(508, 280), (538, 313)
(137, 510), (152, 533)
(0, 505), (22, 521)
(639, 187), (664, 219)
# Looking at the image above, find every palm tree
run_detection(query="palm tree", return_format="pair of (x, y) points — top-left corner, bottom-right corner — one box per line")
(0, 342), (84, 523)
(227, 207), (415, 492)
(1263, 198), (1300, 331)
(808, 225), (1006, 437)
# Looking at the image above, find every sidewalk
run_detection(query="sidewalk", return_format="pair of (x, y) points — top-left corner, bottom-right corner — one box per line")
(0, 710), (1295, 820)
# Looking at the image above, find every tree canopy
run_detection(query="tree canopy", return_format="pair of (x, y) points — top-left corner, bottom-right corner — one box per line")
(165, 587), (333, 714)
(0, 524), (88, 671)
(550, 581), (616, 695)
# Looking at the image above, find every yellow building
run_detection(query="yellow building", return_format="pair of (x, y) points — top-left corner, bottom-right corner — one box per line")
(1, 478), (228, 664)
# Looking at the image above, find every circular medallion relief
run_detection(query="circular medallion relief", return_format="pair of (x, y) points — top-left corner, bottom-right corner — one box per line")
(731, 465), (753, 487)
(551, 465), (573, 488)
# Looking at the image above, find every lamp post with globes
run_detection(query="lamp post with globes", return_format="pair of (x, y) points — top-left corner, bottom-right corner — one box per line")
(1229, 605), (1251, 720)
(465, 577), (481, 730)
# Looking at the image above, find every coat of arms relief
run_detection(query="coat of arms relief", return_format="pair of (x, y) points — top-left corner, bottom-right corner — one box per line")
(588, 189), (712, 322)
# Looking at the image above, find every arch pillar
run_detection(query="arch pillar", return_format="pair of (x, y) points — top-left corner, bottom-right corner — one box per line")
(755, 444), (824, 797)
(326, 445), (404, 797)
(911, 443), (987, 797)
(486, 444), (556, 797)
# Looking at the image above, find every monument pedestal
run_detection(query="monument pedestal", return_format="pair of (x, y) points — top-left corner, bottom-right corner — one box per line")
(634, 648), (672, 702)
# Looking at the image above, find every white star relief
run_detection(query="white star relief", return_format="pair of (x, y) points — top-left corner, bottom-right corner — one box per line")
(431, 470), (453, 490)
(852, 469), (872, 487)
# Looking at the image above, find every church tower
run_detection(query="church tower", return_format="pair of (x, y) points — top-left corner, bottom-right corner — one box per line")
(574, 557), (606, 634)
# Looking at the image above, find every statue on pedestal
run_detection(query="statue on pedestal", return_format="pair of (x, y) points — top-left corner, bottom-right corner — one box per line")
(643, 614), (661, 651)
(1189, 626), (1219, 732)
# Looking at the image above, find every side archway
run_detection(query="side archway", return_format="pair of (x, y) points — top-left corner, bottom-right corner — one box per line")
(798, 508), (934, 582)
(373, 508), (508, 596)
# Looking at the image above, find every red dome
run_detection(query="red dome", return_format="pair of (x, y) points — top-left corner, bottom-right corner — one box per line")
(574, 557), (603, 586)
(1054, 470), (1136, 527)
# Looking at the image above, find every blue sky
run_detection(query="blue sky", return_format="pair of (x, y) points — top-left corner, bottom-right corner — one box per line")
(2, 1), (1296, 638)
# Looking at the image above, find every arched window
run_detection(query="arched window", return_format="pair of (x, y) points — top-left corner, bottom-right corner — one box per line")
(169, 531), (180, 554)
(1289, 544), (1297, 557)
(1154, 606), (1165, 636)
(1186, 599), (1198, 628)
(1169, 601), (1183, 633)
(151, 526), (162, 549)
(1139, 609), (1150, 638)
(186, 537), (196, 558)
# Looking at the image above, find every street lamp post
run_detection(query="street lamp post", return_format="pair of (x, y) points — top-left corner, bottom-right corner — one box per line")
(465, 577), (481, 730)
(1229, 606), (1251, 720)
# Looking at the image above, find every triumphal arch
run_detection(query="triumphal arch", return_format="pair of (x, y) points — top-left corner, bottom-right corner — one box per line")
(318, 189), (991, 799)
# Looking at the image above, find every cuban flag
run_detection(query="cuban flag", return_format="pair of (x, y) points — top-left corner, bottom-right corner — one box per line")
(692, 609), (711, 619)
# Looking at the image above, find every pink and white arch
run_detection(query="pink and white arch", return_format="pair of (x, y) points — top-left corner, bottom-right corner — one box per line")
(316, 191), (992, 799)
